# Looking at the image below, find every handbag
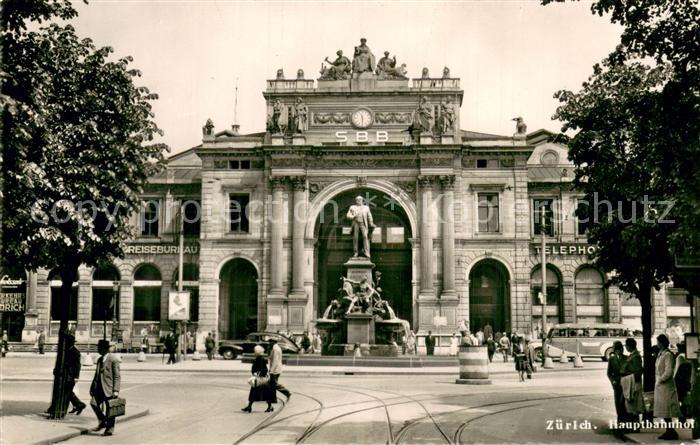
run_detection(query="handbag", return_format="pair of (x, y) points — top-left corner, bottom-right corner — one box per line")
(105, 397), (126, 418)
(254, 374), (270, 387)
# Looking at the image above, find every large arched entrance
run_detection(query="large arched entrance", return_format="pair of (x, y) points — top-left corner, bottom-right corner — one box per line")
(469, 259), (511, 333)
(219, 258), (258, 340)
(314, 188), (413, 323)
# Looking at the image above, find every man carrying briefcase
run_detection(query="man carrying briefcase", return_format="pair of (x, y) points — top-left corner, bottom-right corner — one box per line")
(90, 339), (122, 436)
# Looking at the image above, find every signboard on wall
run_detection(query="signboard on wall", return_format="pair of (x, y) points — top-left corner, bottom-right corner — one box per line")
(168, 291), (190, 320)
(531, 244), (599, 256)
(0, 276), (25, 312)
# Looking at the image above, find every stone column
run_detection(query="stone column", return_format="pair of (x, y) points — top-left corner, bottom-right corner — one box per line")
(418, 176), (435, 296)
(22, 271), (39, 343)
(268, 177), (287, 296)
(439, 175), (456, 299)
(290, 176), (307, 297)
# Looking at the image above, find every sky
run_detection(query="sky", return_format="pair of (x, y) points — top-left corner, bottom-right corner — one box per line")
(67, 1), (622, 156)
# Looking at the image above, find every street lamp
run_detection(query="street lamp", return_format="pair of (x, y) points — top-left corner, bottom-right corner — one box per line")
(111, 281), (120, 343)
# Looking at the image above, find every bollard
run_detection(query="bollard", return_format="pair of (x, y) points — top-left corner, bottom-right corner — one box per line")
(137, 350), (146, 362)
(456, 345), (491, 385)
(543, 356), (555, 369)
(82, 352), (94, 367)
(573, 353), (584, 368)
(559, 350), (568, 363)
(192, 350), (201, 361)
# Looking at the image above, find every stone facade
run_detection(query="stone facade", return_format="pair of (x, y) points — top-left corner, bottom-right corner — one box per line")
(6, 59), (694, 346)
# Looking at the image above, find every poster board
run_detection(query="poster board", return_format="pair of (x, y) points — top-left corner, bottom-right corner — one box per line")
(168, 291), (190, 321)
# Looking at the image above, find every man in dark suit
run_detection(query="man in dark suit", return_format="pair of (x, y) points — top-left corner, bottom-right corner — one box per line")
(607, 341), (628, 428)
(425, 331), (435, 356)
(64, 334), (86, 415)
(90, 339), (121, 436)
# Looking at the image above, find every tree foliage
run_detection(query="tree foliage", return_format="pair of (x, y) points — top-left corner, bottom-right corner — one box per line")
(1, 0), (168, 416)
(545, 0), (699, 389)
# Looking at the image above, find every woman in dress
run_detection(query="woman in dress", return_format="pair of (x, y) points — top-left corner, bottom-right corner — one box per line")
(242, 345), (276, 413)
(653, 334), (681, 440)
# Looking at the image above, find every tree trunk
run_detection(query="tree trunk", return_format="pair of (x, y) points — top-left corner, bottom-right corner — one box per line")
(47, 260), (79, 418)
(639, 284), (655, 393)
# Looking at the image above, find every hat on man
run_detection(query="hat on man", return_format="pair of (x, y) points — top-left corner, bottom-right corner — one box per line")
(97, 339), (110, 350)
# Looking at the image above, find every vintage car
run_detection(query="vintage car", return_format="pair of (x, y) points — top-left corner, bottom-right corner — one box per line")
(217, 332), (301, 360)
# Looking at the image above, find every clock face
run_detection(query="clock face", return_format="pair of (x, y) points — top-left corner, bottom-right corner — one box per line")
(351, 108), (373, 129)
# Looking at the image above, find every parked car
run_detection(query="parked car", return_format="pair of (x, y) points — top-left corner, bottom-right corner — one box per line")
(217, 332), (301, 360)
(531, 323), (643, 362)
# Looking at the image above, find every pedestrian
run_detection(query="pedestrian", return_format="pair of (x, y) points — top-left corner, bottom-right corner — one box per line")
(483, 323), (493, 344)
(458, 319), (469, 339)
(268, 338), (292, 401)
(38, 329), (45, 354)
(620, 338), (644, 425)
(312, 332), (323, 354)
(205, 332), (216, 360)
(653, 334), (681, 440)
(63, 333), (87, 417)
(165, 332), (177, 364)
(486, 335), (496, 362)
(300, 331), (311, 353)
(513, 335), (533, 381)
(449, 334), (459, 356)
(606, 341), (628, 426)
(241, 345), (276, 413)
(425, 330), (435, 356)
(499, 334), (511, 362)
(1, 330), (8, 356)
(90, 339), (121, 436)
(673, 343), (692, 422)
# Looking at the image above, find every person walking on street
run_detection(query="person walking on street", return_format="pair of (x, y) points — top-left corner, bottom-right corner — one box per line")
(90, 339), (120, 436)
(205, 332), (216, 360)
(65, 334), (86, 416)
(513, 336), (533, 381)
(486, 335), (496, 362)
(606, 341), (628, 428)
(653, 334), (681, 440)
(499, 334), (511, 362)
(425, 331), (435, 356)
(268, 338), (292, 401)
(38, 329), (45, 354)
(1, 330), (8, 356)
(483, 324), (493, 345)
(165, 332), (177, 364)
(673, 343), (692, 422)
(242, 345), (276, 413)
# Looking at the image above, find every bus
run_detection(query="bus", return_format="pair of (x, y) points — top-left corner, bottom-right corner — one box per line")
(537, 323), (643, 361)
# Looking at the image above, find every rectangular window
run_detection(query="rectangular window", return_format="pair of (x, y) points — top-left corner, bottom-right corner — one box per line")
(387, 227), (405, 244)
(371, 227), (382, 243)
(92, 288), (120, 321)
(134, 287), (161, 321)
(576, 199), (591, 236)
(240, 160), (251, 169)
(182, 200), (201, 237)
(50, 288), (79, 321)
(477, 193), (500, 233)
(229, 160), (239, 169)
(533, 199), (554, 236)
(229, 194), (250, 233)
(476, 159), (488, 169)
(229, 160), (252, 170)
(140, 200), (160, 237)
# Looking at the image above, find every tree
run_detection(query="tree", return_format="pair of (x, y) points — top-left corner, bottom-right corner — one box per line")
(2, 0), (168, 417)
(545, 0), (700, 390)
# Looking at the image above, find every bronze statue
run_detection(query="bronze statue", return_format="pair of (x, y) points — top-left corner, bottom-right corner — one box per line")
(347, 196), (375, 258)
(320, 50), (351, 80)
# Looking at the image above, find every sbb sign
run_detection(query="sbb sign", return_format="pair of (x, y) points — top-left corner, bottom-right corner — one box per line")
(335, 131), (389, 143)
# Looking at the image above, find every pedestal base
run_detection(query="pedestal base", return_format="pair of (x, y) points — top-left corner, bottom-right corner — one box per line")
(344, 257), (375, 284)
(346, 313), (375, 345)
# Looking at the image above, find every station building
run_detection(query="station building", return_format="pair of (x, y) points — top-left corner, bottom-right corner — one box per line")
(1, 43), (696, 349)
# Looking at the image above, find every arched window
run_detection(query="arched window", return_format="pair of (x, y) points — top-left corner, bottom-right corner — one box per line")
(530, 265), (563, 330)
(133, 264), (162, 322)
(575, 267), (605, 323)
(171, 263), (199, 322)
(91, 264), (120, 324)
(49, 269), (79, 323)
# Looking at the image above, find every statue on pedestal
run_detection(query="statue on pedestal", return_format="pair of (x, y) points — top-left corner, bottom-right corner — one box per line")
(202, 118), (214, 136)
(347, 196), (375, 259)
(412, 96), (434, 134)
(438, 98), (456, 134)
(513, 116), (527, 136)
(292, 97), (308, 133)
(352, 38), (376, 75)
(267, 99), (288, 134)
(320, 50), (351, 80)
(376, 51), (408, 80)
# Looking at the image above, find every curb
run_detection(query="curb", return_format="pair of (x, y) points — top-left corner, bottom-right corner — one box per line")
(30, 407), (149, 445)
